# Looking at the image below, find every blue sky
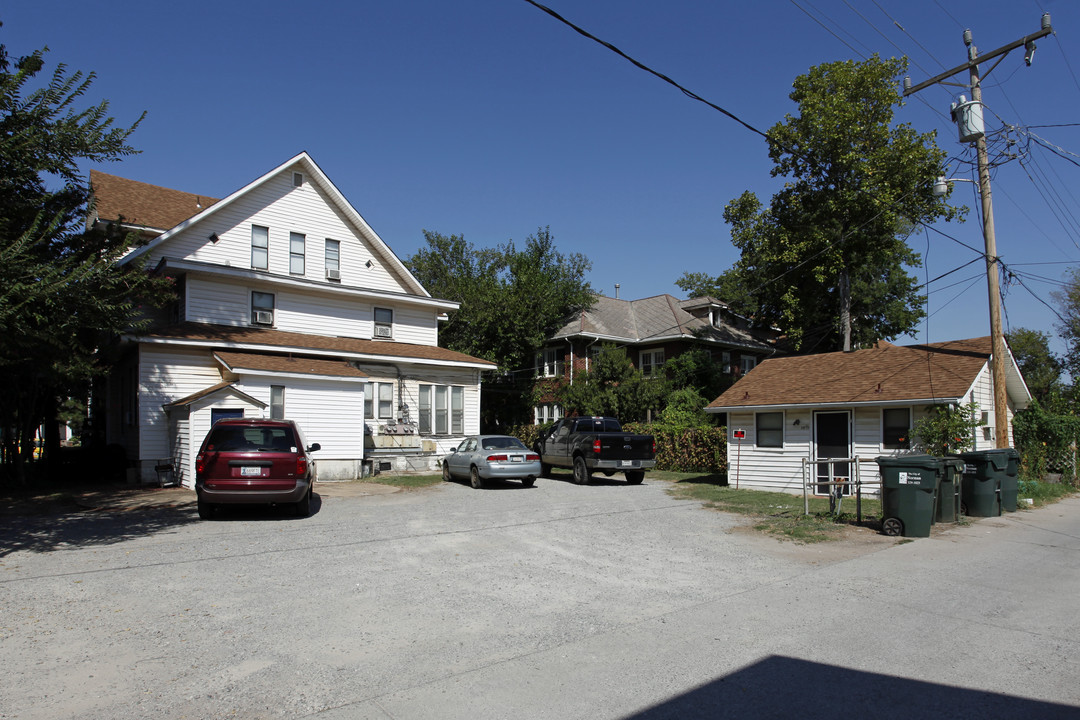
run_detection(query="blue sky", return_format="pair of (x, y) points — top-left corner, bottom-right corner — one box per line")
(6, 0), (1079, 355)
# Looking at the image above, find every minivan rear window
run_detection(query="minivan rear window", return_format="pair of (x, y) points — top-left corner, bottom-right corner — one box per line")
(206, 426), (295, 452)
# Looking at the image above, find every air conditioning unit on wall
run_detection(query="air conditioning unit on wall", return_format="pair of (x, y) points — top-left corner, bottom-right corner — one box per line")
(326, 268), (340, 280)
(254, 310), (274, 325)
(374, 324), (392, 338)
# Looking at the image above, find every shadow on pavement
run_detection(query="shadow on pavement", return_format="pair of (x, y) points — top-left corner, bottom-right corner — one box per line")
(627, 655), (1078, 719)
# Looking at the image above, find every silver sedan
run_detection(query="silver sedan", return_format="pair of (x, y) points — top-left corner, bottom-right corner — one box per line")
(442, 435), (541, 489)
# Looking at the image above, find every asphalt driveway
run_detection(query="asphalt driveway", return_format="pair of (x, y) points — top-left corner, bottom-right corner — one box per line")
(1, 478), (1078, 719)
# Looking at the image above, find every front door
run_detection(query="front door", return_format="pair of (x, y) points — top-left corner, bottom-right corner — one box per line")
(814, 411), (851, 495)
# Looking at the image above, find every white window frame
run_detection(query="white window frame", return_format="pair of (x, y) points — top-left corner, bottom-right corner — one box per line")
(535, 403), (563, 425)
(640, 349), (665, 377)
(756, 411), (784, 448)
(740, 355), (757, 374)
(251, 225), (269, 270)
(418, 385), (464, 435)
(289, 232), (306, 276)
(364, 382), (394, 421)
(325, 239), (340, 280)
(270, 385), (285, 420)
(536, 347), (564, 378)
(882, 407), (911, 450)
(374, 307), (393, 338)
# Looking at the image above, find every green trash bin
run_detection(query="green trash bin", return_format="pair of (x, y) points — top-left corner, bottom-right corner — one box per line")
(876, 455), (942, 537)
(1002, 448), (1020, 512)
(959, 450), (1007, 517)
(937, 456), (964, 523)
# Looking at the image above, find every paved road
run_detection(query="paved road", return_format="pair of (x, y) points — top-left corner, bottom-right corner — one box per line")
(1, 477), (1078, 719)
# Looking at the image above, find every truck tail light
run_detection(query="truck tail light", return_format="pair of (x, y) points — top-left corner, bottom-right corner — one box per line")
(592, 438), (601, 454)
(652, 438), (657, 454)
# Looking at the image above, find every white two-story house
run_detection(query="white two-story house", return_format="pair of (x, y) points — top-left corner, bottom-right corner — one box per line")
(92, 152), (495, 486)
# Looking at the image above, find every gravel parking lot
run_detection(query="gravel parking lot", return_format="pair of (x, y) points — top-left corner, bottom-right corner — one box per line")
(2, 477), (1078, 719)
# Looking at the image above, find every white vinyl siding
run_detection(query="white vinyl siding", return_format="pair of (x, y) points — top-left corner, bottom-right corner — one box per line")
(141, 170), (411, 293)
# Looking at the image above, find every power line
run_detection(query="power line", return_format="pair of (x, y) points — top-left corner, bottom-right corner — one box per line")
(519, 0), (772, 141)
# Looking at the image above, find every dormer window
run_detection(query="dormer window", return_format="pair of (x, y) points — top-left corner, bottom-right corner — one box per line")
(252, 291), (275, 326)
(374, 307), (393, 338)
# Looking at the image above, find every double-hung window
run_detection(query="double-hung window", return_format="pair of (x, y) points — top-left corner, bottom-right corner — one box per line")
(289, 232), (306, 275)
(640, 349), (665, 377)
(364, 382), (393, 421)
(251, 225), (269, 270)
(418, 385), (464, 435)
(374, 307), (393, 338)
(740, 355), (758, 375)
(756, 411), (784, 448)
(270, 386), (285, 420)
(325, 239), (340, 281)
(536, 348), (564, 378)
(883, 408), (911, 449)
(251, 291), (275, 326)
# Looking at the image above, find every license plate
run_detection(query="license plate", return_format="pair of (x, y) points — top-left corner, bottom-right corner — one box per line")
(510, 455), (523, 463)
(619, 460), (637, 468)
(241, 466), (262, 477)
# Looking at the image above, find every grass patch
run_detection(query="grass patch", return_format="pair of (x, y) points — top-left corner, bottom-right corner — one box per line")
(657, 471), (882, 543)
(367, 473), (443, 490)
(1017, 479), (1076, 508)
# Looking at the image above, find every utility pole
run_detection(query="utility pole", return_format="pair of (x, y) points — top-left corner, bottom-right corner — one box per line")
(904, 14), (1053, 449)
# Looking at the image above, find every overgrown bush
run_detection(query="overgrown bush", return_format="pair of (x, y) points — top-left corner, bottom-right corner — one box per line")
(1013, 400), (1080, 484)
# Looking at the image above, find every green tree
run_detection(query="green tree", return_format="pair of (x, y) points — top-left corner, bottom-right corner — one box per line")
(1053, 267), (1080, 382)
(911, 403), (982, 456)
(406, 227), (594, 428)
(674, 268), (758, 318)
(1007, 328), (1061, 402)
(0, 29), (171, 483)
(662, 347), (729, 404)
(557, 345), (667, 422)
(722, 56), (958, 352)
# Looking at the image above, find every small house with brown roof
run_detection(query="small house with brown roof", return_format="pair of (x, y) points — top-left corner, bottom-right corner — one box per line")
(95, 153), (495, 485)
(705, 337), (1031, 496)
(534, 293), (780, 422)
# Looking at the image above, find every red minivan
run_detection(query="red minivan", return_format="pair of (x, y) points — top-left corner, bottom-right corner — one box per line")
(194, 419), (320, 519)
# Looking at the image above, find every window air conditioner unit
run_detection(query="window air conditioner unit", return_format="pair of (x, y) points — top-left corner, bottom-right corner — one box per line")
(374, 324), (392, 338)
(326, 268), (340, 280)
(254, 310), (274, 325)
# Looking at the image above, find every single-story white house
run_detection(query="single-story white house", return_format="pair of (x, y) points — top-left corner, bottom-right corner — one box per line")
(706, 337), (1032, 496)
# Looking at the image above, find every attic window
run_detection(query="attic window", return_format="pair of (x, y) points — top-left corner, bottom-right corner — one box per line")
(293, 172), (304, 187)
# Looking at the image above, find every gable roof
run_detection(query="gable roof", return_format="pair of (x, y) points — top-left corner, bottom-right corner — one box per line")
(162, 381), (266, 410)
(707, 337), (1031, 411)
(552, 293), (776, 352)
(132, 322), (496, 370)
(107, 152), (430, 297)
(90, 170), (220, 232)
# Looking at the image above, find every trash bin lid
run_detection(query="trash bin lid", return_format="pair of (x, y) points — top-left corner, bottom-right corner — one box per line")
(959, 449), (1009, 471)
(940, 455), (965, 471)
(875, 454), (943, 470)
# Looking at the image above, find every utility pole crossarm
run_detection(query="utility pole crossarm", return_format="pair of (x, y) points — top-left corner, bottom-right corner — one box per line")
(903, 25), (1053, 96)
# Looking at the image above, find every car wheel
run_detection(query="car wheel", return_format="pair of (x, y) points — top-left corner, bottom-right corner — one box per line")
(625, 470), (644, 485)
(882, 517), (903, 536)
(573, 456), (590, 485)
(295, 487), (312, 517)
(470, 466), (484, 489)
(522, 476), (535, 488)
(197, 498), (215, 520)
(442, 462), (452, 482)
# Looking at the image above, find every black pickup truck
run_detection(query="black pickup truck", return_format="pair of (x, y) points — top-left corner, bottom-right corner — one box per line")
(535, 416), (655, 485)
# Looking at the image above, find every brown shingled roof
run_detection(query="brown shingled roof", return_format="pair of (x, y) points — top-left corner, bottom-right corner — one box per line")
(90, 170), (219, 231)
(139, 323), (496, 368)
(214, 351), (369, 379)
(708, 337), (994, 409)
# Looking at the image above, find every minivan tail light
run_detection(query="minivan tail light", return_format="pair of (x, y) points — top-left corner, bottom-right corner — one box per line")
(196, 452), (207, 475)
(296, 455), (308, 476)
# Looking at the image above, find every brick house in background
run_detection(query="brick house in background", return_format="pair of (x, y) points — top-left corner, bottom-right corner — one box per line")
(532, 292), (780, 423)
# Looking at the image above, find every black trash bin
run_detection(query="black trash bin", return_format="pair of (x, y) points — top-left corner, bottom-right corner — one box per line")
(958, 449), (1007, 517)
(876, 455), (942, 537)
(937, 456), (964, 523)
(1002, 448), (1020, 512)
